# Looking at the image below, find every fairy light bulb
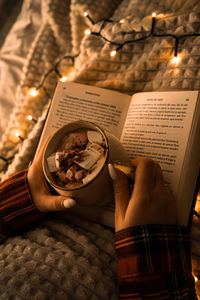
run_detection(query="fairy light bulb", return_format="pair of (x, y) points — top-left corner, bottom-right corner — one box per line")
(110, 50), (117, 57)
(27, 115), (37, 123)
(14, 131), (24, 141)
(152, 12), (156, 18)
(84, 12), (88, 17)
(60, 76), (69, 82)
(84, 29), (91, 35)
(171, 55), (181, 64)
(29, 88), (39, 97)
(120, 18), (125, 24)
(194, 275), (198, 282)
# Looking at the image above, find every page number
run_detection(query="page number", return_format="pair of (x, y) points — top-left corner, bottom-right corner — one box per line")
(185, 98), (190, 102)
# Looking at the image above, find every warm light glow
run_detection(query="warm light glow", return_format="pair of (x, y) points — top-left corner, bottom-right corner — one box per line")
(60, 76), (69, 82)
(12, 128), (24, 142)
(84, 12), (88, 17)
(12, 131), (18, 142)
(120, 18), (125, 24)
(171, 55), (181, 64)
(194, 275), (198, 282)
(29, 88), (39, 97)
(84, 29), (91, 35)
(27, 114), (37, 123)
(110, 50), (117, 57)
(14, 130), (24, 141)
(152, 12), (157, 18)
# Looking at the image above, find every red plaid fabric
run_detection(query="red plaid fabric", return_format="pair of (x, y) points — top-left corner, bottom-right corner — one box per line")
(115, 225), (197, 299)
(0, 169), (44, 242)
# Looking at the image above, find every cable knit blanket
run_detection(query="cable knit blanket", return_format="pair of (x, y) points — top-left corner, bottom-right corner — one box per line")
(1, 0), (200, 298)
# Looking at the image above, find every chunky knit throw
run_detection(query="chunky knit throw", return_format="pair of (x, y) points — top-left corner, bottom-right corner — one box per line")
(1, 0), (200, 298)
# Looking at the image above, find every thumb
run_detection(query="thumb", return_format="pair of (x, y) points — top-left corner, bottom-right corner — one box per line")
(108, 164), (130, 230)
(43, 195), (76, 211)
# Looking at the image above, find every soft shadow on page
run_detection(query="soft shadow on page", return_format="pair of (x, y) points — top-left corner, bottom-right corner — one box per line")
(120, 90), (200, 226)
(178, 93), (200, 226)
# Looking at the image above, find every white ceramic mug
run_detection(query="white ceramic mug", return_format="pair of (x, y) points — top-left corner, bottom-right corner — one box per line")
(43, 120), (130, 206)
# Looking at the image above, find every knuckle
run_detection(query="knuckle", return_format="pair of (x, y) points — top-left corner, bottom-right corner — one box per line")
(142, 158), (156, 171)
(54, 198), (61, 210)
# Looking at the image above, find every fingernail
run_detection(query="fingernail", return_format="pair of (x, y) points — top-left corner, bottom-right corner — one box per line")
(63, 198), (76, 208)
(108, 163), (118, 181)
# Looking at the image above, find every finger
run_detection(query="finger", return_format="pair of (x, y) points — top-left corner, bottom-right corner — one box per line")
(29, 136), (53, 180)
(40, 195), (76, 211)
(34, 135), (52, 165)
(131, 158), (165, 187)
(154, 162), (164, 186)
(130, 158), (157, 194)
(108, 164), (130, 230)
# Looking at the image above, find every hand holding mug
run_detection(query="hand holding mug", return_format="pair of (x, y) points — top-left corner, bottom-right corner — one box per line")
(109, 158), (177, 231)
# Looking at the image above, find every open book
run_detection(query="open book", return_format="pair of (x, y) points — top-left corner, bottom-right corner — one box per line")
(36, 81), (200, 228)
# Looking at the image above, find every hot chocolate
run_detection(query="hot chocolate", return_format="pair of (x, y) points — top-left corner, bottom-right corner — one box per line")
(46, 128), (107, 189)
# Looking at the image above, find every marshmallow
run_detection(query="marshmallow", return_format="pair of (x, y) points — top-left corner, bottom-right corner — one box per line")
(75, 169), (85, 181)
(87, 142), (105, 155)
(87, 130), (103, 144)
(57, 170), (67, 183)
(59, 131), (88, 150)
(47, 153), (57, 172)
(66, 165), (77, 181)
(55, 152), (65, 169)
(74, 145), (102, 170)
(82, 158), (105, 184)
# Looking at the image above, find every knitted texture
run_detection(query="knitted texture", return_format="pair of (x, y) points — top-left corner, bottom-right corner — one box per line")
(0, 214), (118, 300)
(1, 0), (200, 178)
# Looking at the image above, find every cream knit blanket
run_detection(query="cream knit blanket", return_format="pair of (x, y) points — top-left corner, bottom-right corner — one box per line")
(1, 0), (200, 298)
(0, 214), (118, 299)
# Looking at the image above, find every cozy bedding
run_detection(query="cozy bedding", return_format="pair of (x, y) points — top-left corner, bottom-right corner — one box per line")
(0, 0), (200, 298)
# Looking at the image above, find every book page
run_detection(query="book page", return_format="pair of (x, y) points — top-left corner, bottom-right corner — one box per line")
(120, 91), (199, 224)
(37, 82), (131, 153)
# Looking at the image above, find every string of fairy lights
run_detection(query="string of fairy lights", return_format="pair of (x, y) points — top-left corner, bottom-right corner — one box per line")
(0, 10), (200, 282)
(0, 11), (199, 157)
(1, 11), (200, 171)
(84, 11), (200, 63)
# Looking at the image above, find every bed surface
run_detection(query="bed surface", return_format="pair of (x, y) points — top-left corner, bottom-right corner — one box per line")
(0, 0), (200, 298)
